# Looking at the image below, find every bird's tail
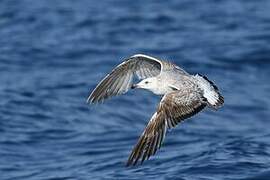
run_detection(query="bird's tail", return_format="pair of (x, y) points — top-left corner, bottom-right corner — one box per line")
(195, 74), (224, 109)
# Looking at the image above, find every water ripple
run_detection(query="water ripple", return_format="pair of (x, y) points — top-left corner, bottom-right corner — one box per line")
(1, 0), (270, 179)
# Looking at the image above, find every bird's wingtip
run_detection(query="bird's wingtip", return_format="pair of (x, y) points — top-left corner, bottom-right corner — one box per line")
(86, 95), (96, 104)
(86, 95), (91, 103)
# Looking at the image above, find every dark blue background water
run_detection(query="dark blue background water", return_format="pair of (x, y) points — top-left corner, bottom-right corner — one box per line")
(1, 0), (270, 179)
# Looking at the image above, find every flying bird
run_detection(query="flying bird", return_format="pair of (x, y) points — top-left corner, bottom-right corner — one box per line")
(87, 54), (224, 166)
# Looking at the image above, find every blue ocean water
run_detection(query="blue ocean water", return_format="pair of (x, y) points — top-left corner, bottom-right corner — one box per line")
(1, 0), (270, 179)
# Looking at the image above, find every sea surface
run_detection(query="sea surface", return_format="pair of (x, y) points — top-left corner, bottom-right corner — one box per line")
(1, 0), (270, 179)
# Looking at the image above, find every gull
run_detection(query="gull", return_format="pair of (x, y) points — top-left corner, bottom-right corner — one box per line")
(87, 54), (224, 166)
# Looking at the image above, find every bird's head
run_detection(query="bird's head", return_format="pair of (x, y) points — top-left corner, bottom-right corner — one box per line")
(131, 77), (158, 91)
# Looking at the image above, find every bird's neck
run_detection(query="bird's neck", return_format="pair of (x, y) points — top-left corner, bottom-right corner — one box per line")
(147, 85), (174, 95)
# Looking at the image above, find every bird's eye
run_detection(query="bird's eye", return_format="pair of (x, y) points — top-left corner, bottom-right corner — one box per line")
(145, 81), (149, 84)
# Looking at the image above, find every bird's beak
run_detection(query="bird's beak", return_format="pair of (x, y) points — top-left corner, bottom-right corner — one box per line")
(131, 84), (138, 89)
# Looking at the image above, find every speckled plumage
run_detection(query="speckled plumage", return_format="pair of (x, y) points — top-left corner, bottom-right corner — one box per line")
(87, 54), (224, 166)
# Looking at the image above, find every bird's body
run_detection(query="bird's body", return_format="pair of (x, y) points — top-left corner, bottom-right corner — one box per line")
(87, 54), (224, 166)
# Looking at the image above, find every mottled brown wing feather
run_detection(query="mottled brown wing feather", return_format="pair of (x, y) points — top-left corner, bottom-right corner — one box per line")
(87, 54), (162, 103)
(126, 90), (207, 166)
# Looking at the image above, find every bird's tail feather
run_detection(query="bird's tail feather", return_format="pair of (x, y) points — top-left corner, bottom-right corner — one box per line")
(195, 74), (224, 109)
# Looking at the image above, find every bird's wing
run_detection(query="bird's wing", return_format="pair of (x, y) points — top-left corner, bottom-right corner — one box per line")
(87, 54), (163, 103)
(126, 89), (207, 166)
